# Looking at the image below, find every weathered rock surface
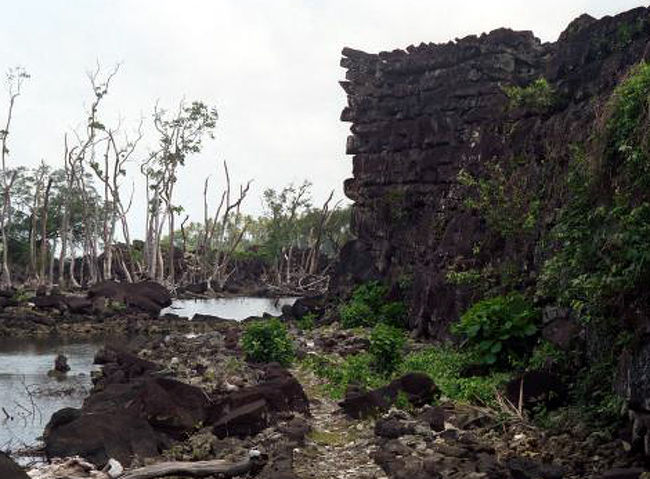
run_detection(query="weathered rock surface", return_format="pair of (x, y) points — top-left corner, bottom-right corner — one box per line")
(88, 280), (171, 316)
(44, 346), (309, 468)
(340, 372), (436, 418)
(334, 7), (650, 342)
(335, 5), (650, 456)
(211, 362), (310, 439)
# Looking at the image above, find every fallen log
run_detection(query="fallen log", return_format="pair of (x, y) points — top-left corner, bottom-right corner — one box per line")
(119, 454), (266, 479)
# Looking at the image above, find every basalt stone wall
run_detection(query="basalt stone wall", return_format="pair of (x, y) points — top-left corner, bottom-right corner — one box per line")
(335, 7), (650, 339)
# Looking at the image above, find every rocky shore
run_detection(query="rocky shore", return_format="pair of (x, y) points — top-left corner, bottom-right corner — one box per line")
(0, 302), (643, 479)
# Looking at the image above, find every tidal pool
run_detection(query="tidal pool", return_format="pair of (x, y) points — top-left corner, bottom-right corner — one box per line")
(0, 337), (99, 452)
(160, 296), (297, 320)
(0, 296), (298, 452)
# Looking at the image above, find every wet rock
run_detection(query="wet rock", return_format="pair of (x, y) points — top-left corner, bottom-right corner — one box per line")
(45, 347), (209, 467)
(0, 451), (28, 479)
(288, 295), (325, 320)
(192, 313), (231, 322)
(54, 354), (70, 373)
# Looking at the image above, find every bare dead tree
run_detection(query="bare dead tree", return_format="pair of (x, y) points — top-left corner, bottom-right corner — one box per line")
(306, 190), (339, 275)
(203, 161), (251, 291)
(0, 67), (29, 288)
(38, 176), (53, 285)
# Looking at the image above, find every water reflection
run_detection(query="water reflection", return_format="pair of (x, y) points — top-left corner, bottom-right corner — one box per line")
(161, 296), (297, 320)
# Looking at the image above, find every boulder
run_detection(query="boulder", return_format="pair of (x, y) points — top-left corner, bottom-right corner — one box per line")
(88, 280), (171, 316)
(54, 354), (70, 373)
(45, 347), (207, 467)
(506, 456), (565, 479)
(0, 452), (28, 479)
(598, 469), (646, 479)
(340, 373), (436, 418)
(45, 350), (309, 467)
(210, 363), (310, 439)
(505, 370), (567, 411)
(44, 410), (163, 468)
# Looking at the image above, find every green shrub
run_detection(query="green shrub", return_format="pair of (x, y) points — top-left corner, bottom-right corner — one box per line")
(369, 323), (406, 376)
(304, 344), (510, 406)
(241, 318), (294, 366)
(452, 293), (539, 365)
(528, 340), (565, 371)
(350, 281), (388, 310)
(302, 353), (384, 399)
(339, 300), (375, 328)
(338, 281), (407, 329)
(379, 302), (407, 328)
(296, 312), (316, 331)
(401, 346), (510, 405)
(503, 78), (555, 112)
(538, 64), (650, 324)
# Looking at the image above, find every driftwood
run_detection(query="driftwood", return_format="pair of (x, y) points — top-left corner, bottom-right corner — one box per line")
(119, 455), (266, 479)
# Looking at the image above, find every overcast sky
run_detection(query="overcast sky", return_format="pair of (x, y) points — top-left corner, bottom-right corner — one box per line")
(0, 0), (646, 238)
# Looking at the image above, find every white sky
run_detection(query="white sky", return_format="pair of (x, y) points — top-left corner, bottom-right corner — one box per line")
(0, 0), (646, 239)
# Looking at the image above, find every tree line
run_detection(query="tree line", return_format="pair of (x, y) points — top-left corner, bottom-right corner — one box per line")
(0, 65), (350, 291)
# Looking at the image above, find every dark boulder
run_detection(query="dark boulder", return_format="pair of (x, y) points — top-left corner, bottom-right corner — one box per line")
(340, 373), (436, 418)
(598, 469), (646, 479)
(210, 363), (309, 439)
(88, 280), (171, 316)
(64, 295), (94, 314)
(45, 347), (206, 467)
(289, 295), (325, 320)
(0, 451), (28, 479)
(44, 410), (163, 467)
(54, 354), (70, 373)
(505, 370), (567, 411)
(506, 456), (565, 479)
(417, 405), (446, 432)
(375, 416), (416, 439)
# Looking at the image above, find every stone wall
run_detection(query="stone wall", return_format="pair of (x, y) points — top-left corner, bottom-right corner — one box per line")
(335, 7), (650, 338)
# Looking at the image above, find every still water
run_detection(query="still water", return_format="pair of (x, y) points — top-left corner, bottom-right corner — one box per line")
(0, 337), (98, 451)
(0, 296), (297, 451)
(160, 296), (297, 320)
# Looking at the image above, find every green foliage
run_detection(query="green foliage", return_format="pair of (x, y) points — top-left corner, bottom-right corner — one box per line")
(452, 293), (539, 365)
(304, 343), (509, 406)
(338, 281), (407, 329)
(369, 323), (406, 376)
(604, 61), (650, 191)
(539, 64), (650, 322)
(241, 318), (294, 366)
(527, 340), (565, 371)
(302, 353), (384, 399)
(296, 312), (316, 331)
(503, 78), (555, 113)
(339, 300), (375, 328)
(445, 267), (482, 287)
(400, 346), (511, 405)
(458, 163), (540, 239)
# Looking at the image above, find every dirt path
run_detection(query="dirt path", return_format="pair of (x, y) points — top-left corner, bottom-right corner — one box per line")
(291, 366), (387, 479)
